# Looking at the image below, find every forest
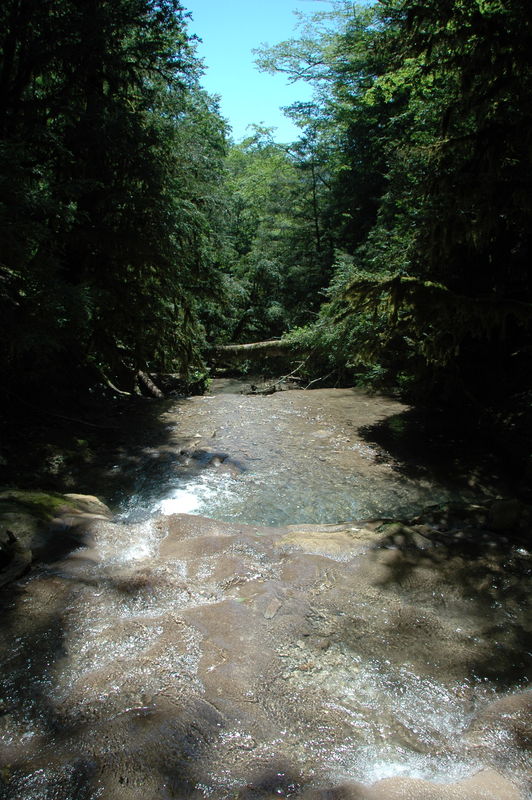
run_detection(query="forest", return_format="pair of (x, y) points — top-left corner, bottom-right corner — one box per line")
(1, 0), (531, 464)
(1, 4), (532, 798)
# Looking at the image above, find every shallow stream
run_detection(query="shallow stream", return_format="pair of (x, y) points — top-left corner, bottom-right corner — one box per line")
(115, 381), (487, 525)
(0, 382), (530, 799)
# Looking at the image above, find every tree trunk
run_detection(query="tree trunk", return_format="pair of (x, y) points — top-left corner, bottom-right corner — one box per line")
(210, 340), (295, 362)
(137, 370), (164, 398)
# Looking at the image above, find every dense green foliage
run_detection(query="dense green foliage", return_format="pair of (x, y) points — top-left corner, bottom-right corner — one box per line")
(203, 127), (333, 344)
(1, 0), (531, 434)
(0, 0), (226, 405)
(256, 0), (532, 410)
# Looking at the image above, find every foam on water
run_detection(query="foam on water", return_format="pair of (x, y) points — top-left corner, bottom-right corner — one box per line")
(156, 475), (234, 517)
(110, 385), (469, 529)
(278, 639), (493, 786)
(94, 518), (161, 566)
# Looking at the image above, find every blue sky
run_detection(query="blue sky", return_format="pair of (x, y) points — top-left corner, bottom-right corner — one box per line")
(183, 0), (335, 143)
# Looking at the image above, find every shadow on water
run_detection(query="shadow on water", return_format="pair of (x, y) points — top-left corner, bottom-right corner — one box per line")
(31, 523), (95, 565)
(0, 582), (87, 797)
(0, 395), (193, 511)
(357, 406), (516, 498)
(234, 763), (303, 799)
(362, 525), (532, 688)
(1, 387), (531, 798)
(0, 391), (314, 795)
(0, 578), (225, 799)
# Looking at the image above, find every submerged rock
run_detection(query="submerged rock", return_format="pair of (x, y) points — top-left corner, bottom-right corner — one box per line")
(312, 768), (521, 799)
(0, 510), (529, 799)
(465, 690), (532, 765)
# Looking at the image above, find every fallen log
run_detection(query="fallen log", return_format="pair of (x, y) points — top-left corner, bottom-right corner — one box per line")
(210, 339), (295, 362)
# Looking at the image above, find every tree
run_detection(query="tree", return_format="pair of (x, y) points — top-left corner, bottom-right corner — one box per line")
(342, 0), (532, 399)
(212, 126), (333, 344)
(0, 0), (227, 405)
(261, 0), (532, 406)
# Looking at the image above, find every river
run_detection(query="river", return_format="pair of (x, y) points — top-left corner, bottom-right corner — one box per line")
(0, 382), (530, 799)
(113, 380), (495, 525)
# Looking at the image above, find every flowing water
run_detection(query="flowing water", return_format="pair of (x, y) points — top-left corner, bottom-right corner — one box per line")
(115, 382), (487, 525)
(0, 382), (530, 799)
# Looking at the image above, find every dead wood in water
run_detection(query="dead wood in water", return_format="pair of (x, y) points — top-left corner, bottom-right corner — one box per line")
(247, 360), (307, 394)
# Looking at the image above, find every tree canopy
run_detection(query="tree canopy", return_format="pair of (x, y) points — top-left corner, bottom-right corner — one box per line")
(0, 0), (226, 403)
(254, 0), (532, 408)
(1, 0), (531, 437)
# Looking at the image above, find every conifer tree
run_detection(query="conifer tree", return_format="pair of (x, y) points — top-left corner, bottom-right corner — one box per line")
(0, 0), (226, 403)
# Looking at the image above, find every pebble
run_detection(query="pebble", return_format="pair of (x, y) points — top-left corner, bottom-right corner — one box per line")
(264, 598), (283, 619)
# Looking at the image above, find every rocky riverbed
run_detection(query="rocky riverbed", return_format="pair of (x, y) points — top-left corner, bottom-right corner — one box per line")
(0, 383), (530, 799)
(0, 499), (530, 799)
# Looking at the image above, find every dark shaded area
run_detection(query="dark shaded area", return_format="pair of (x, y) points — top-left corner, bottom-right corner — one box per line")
(236, 763), (304, 799)
(364, 520), (532, 687)
(31, 520), (95, 565)
(0, 493), (104, 584)
(357, 406), (526, 503)
(0, 382), (530, 798)
(0, 395), (184, 511)
(0, 572), (225, 800)
(0, 0), (225, 418)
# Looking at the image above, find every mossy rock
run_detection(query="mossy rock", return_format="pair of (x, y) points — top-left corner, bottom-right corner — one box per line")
(0, 490), (112, 583)
(0, 490), (80, 551)
(63, 493), (112, 517)
(0, 488), (79, 517)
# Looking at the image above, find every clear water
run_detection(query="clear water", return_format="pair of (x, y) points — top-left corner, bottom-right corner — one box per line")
(116, 383), (479, 526)
(1, 382), (530, 799)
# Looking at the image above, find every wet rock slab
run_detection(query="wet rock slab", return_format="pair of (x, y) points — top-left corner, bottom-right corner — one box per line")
(0, 512), (530, 799)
